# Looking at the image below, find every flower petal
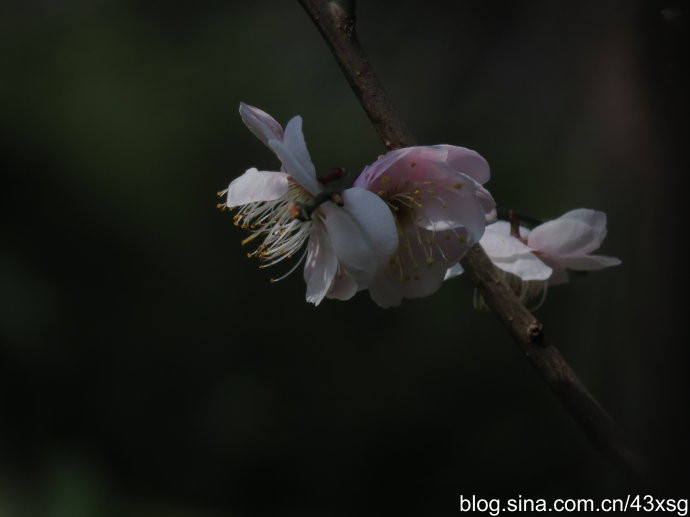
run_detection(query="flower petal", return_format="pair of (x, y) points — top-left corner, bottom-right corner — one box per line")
(225, 168), (289, 207)
(284, 116), (319, 186)
(239, 103), (284, 147)
(318, 201), (378, 284)
(528, 218), (602, 256)
(493, 254), (552, 281)
(327, 268), (359, 301)
(434, 145), (491, 185)
(480, 222), (535, 259)
(341, 187), (399, 261)
(537, 256), (569, 285)
(557, 254), (621, 271)
(268, 137), (320, 196)
(444, 263), (464, 280)
(354, 147), (451, 190)
(417, 186), (487, 242)
(368, 275), (404, 308)
(374, 226), (464, 304)
(476, 185), (497, 221)
(303, 222), (338, 305)
(559, 209), (608, 239)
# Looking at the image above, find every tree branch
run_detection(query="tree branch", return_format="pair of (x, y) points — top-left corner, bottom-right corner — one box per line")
(298, 0), (642, 478)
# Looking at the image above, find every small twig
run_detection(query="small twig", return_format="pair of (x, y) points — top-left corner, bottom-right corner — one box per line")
(496, 207), (544, 229)
(298, 0), (642, 478)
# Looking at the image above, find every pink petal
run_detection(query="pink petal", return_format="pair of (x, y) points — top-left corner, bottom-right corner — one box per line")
(354, 147), (451, 190)
(417, 184), (487, 242)
(528, 218), (602, 256)
(475, 185), (497, 220)
(225, 168), (289, 207)
(398, 256), (448, 299)
(434, 145), (491, 185)
(559, 209), (608, 239)
(239, 102), (284, 147)
(368, 275), (404, 308)
(371, 226), (467, 305)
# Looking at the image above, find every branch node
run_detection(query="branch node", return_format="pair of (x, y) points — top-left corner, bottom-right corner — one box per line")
(527, 320), (543, 341)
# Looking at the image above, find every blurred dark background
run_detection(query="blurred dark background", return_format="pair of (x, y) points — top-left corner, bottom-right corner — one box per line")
(1, 0), (688, 515)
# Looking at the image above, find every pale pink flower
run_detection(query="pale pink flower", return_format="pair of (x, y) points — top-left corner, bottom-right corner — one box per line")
(222, 103), (398, 305)
(353, 145), (496, 307)
(447, 209), (622, 308)
(525, 208), (622, 285)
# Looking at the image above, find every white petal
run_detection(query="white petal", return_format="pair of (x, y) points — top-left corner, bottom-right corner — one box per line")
(341, 187), (399, 262)
(283, 116), (317, 183)
(557, 254), (621, 271)
(327, 268), (359, 301)
(318, 201), (378, 284)
(538, 256), (569, 285)
(444, 263), (464, 280)
(528, 218), (602, 256)
(239, 103), (284, 147)
(225, 168), (289, 207)
(559, 209), (607, 239)
(268, 138), (320, 196)
(484, 220), (511, 235)
(303, 223), (338, 305)
(493, 254), (553, 281)
(480, 226), (535, 259)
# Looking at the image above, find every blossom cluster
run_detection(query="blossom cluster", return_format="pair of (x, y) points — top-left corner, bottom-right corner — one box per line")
(220, 104), (620, 308)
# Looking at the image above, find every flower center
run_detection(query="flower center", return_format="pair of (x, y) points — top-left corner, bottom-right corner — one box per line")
(229, 181), (313, 280)
(376, 179), (466, 282)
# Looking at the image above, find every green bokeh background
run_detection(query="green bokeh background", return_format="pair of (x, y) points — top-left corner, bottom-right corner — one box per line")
(1, 1), (688, 515)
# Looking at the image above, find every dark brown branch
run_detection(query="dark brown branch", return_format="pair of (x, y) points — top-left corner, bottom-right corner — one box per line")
(298, 0), (415, 151)
(298, 0), (642, 478)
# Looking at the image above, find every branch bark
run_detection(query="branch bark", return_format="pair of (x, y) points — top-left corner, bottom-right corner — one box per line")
(298, 0), (642, 478)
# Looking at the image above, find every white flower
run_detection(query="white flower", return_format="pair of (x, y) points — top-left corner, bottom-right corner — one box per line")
(526, 208), (622, 285)
(222, 103), (398, 305)
(447, 209), (622, 308)
(354, 145), (496, 307)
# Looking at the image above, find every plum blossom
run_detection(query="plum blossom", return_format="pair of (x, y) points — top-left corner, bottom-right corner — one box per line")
(221, 103), (398, 305)
(354, 145), (496, 307)
(522, 208), (622, 284)
(447, 209), (622, 308)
